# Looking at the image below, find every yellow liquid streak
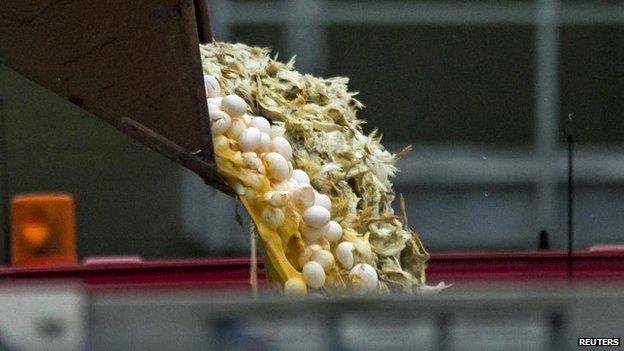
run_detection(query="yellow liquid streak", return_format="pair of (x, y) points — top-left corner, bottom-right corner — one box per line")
(213, 133), (303, 284)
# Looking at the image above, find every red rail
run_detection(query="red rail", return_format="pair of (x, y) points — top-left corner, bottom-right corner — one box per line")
(1, 250), (623, 290)
(426, 250), (624, 282)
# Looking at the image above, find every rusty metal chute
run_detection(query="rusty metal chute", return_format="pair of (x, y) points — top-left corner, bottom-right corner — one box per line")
(0, 0), (231, 194)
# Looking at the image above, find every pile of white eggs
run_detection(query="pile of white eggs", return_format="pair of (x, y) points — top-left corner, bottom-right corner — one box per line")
(204, 74), (378, 295)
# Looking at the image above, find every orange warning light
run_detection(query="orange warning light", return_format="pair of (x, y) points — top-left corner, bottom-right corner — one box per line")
(11, 193), (77, 267)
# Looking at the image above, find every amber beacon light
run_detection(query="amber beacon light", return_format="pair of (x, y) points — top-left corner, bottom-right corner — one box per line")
(11, 193), (77, 267)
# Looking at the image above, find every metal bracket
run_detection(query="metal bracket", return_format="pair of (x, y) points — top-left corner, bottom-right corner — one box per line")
(0, 96), (8, 265)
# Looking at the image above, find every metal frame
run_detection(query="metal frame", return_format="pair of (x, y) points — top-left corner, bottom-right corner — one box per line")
(87, 284), (624, 350)
(207, 0), (624, 241)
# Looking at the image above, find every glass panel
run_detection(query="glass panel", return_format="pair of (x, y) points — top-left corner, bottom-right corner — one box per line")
(231, 25), (285, 56)
(326, 0), (532, 3)
(398, 185), (537, 251)
(559, 25), (624, 145)
(327, 25), (535, 145)
(556, 184), (624, 250)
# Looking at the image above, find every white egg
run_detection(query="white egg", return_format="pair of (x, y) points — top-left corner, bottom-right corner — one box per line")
(212, 135), (230, 153)
(261, 207), (284, 229)
(258, 132), (271, 153)
(336, 242), (355, 269)
(302, 205), (331, 228)
(298, 249), (312, 268)
(242, 152), (264, 173)
(302, 261), (326, 289)
(244, 173), (264, 190)
(314, 193), (332, 211)
(270, 136), (293, 160)
(226, 118), (247, 139)
(291, 169), (310, 185)
(270, 124), (286, 138)
(249, 116), (271, 134)
(238, 127), (261, 152)
(221, 94), (247, 117)
(241, 113), (252, 125)
(294, 184), (316, 208)
(203, 74), (221, 98)
(264, 152), (292, 182)
(230, 151), (244, 165)
(324, 220), (343, 243)
(207, 96), (223, 107)
(208, 103), (220, 116)
(297, 244), (322, 267)
(210, 112), (231, 135)
(284, 277), (307, 296)
(349, 263), (378, 293)
(308, 244), (322, 252)
(311, 249), (335, 271)
(300, 223), (327, 242)
(233, 182), (247, 197)
(264, 190), (289, 207)
(273, 179), (298, 193)
(209, 109), (228, 122)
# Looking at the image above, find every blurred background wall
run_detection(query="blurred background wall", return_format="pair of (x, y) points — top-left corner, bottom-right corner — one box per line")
(0, 0), (622, 260)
